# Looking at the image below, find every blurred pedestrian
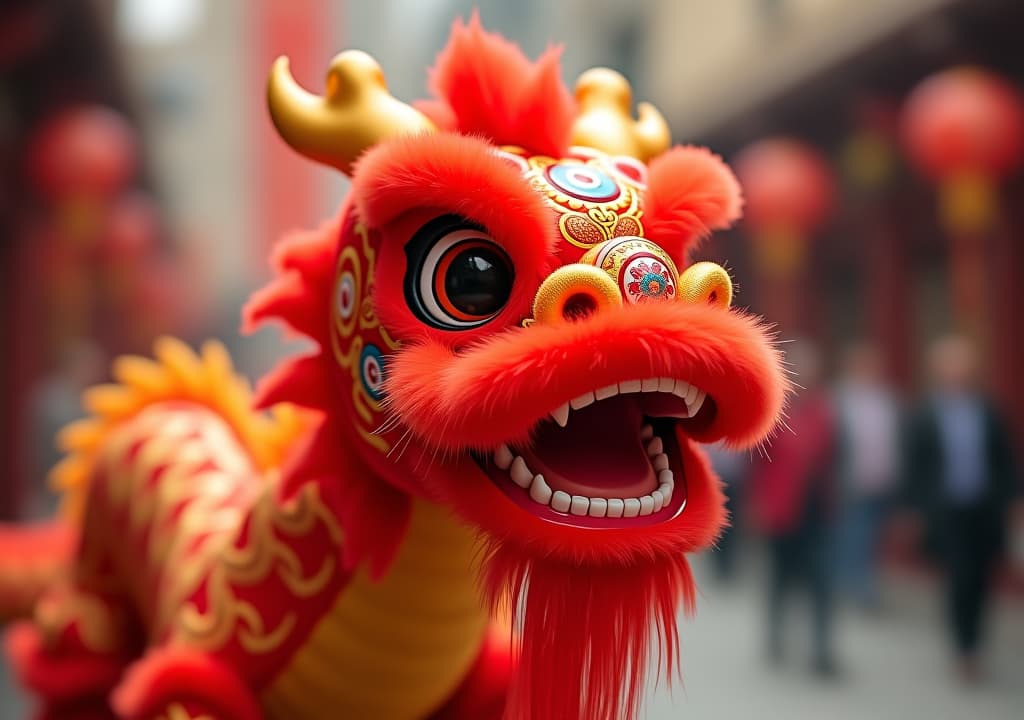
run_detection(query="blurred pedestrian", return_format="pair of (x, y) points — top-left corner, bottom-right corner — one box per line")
(749, 340), (840, 677)
(904, 334), (1017, 683)
(706, 442), (750, 582)
(834, 341), (901, 611)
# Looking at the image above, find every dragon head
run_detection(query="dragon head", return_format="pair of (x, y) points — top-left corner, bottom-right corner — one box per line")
(248, 16), (786, 720)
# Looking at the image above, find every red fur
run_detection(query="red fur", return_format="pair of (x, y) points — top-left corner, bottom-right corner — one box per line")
(386, 301), (786, 455)
(644, 146), (744, 262)
(417, 13), (576, 157)
(112, 646), (261, 720)
(484, 549), (694, 720)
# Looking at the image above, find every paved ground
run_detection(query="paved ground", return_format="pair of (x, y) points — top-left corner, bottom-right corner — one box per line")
(2, 553), (1022, 719)
(646, 555), (1024, 719)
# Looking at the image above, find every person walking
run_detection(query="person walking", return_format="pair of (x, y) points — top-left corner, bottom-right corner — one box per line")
(904, 335), (1017, 683)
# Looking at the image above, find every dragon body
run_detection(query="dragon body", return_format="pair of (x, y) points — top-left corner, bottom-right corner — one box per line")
(1, 17), (786, 720)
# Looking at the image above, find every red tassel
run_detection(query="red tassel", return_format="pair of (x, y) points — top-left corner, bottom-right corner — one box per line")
(483, 544), (695, 720)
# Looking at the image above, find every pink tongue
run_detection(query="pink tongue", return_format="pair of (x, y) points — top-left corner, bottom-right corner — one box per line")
(519, 395), (657, 498)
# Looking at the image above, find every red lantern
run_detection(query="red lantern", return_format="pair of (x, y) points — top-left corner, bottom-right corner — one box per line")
(902, 67), (1024, 356)
(27, 105), (138, 202)
(902, 67), (1024, 233)
(734, 138), (835, 276)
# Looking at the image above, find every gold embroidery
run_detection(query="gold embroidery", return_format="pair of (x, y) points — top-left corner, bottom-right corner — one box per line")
(330, 222), (400, 454)
(174, 483), (341, 655)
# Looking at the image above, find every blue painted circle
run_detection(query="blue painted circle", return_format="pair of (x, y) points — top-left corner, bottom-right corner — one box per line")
(546, 163), (621, 202)
(359, 344), (387, 401)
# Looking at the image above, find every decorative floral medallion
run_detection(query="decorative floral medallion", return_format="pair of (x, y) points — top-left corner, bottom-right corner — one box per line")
(497, 145), (648, 250)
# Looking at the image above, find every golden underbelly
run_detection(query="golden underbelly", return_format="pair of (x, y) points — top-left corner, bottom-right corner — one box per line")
(261, 499), (489, 719)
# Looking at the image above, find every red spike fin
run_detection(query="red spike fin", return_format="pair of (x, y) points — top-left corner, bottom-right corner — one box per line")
(241, 270), (327, 343)
(253, 353), (331, 410)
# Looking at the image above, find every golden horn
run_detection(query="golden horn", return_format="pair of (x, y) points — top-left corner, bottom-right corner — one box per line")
(267, 50), (436, 175)
(569, 68), (670, 163)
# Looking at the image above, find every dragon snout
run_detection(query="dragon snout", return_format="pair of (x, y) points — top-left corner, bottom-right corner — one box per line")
(529, 236), (733, 325)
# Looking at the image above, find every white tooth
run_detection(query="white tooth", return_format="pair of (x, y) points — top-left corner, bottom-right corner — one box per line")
(607, 498), (625, 518)
(658, 468), (674, 487)
(640, 424), (654, 440)
(659, 483), (673, 504)
(672, 380), (691, 399)
(570, 495), (590, 516)
(687, 390), (706, 417)
(529, 474), (553, 505)
(652, 453), (669, 471)
(641, 377), (659, 392)
(652, 489), (665, 509)
(685, 383), (700, 405)
(595, 383), (619, 401)
(623, 498), (641, 518)
(550, 403), (570, 427)
(570, 391), (595, 410)
(551, 491), (572, 513)
(510, 456), (533, 488)
(659, 377), (676, 392)
(588, 498), (608, 517)
(619, 379), (642, 394)
(494, 444), (513, 470)
(647, 437), (663, 457)
(639, 495), (656, 515)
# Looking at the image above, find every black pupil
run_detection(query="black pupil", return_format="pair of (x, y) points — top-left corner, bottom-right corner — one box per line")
(443, 245), (512, 316)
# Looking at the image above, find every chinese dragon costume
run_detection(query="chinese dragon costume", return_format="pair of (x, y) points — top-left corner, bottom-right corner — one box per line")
(0, 16), (786, 720)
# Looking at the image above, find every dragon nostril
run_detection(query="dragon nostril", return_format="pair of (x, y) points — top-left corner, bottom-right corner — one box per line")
(562, 293), (597, 321)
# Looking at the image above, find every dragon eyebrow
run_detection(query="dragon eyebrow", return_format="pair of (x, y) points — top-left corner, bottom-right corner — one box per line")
(352, 132), (558, 257)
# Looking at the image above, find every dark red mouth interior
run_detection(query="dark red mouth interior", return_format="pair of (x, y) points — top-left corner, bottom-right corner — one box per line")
(521, 395), (674, 498)
(476, 392), (717, 529)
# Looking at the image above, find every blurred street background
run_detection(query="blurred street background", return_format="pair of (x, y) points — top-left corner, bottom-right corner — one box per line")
(1, 0), (1023, 718)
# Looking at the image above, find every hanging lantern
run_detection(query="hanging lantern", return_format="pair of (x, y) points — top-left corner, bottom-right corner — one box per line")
(902, 67), (1024, 234)
(902, 67), (1024, 346)
(733, 138), (835, 277)
(27, 105), (138, 213)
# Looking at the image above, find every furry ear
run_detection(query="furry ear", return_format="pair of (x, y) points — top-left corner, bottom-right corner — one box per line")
(643, 146), (743, 262)
(417, 12), (575, 156)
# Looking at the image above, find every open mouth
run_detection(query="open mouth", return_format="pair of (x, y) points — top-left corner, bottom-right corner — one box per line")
(476, 376), (716, 529)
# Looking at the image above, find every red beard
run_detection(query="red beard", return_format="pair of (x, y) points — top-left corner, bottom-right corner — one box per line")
(482, 542), (696, 720)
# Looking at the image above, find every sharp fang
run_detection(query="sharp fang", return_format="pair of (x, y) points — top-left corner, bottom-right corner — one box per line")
(570, 391), (595, 410)
(687, 389), (706, 417)
(595, 383), (619, 401)
(551, 490), (572, 513)
(569, 495), (590, 516)
(685, 383), (700, 405)
(619, 379), (642, 393)
(510, 456), (533, 488)
(673, 380), (691, 399)
(550, 403), (570, 427)
(623, 498), (641, 518)
(641, 377), (659, 392)
(653, 453), (669, 471)
(659, 377), (675, 391)
(494, 444), (513, 470)
(640, 424), (654, 440)
(659, 483), (673, 504)
(652, 489), (664, 510)
(529, 474), (553, 505)
(588, 498), (608, 517)
(646, 437), (663, 457)
(658, 468), (674, 486)
(638, 495), (655, 515)
(607, 498), (625, 518)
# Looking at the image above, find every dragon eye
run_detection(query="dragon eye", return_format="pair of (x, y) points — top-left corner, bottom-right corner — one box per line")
(405, 216), (514, 330)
